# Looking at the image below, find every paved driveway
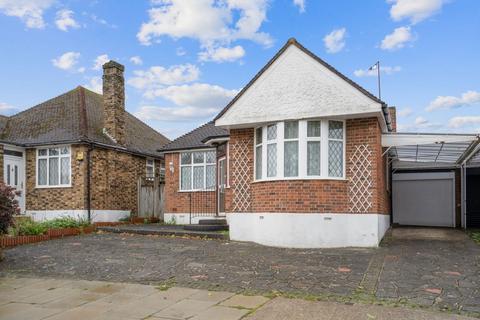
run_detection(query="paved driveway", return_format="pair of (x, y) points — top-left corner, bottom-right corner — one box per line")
(0, 228), (479, 314)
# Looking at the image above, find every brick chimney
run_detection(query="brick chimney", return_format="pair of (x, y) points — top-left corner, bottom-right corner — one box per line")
(102, 60), (125, 146)
(388, 106), (397, 132)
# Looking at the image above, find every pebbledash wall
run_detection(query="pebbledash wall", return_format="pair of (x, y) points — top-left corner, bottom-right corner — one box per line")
(226, 117), (392, 248)
(25, 144), (160, 222)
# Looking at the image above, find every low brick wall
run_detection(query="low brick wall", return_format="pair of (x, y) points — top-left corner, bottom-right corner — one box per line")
(0, 226), (96, 248)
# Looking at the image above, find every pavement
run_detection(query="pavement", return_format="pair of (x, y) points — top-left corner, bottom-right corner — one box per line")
(0, 228), (479, 315)
(0, 277), (475, 320)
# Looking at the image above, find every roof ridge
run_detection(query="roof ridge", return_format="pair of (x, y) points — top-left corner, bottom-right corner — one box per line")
(160, 120), (214, 150)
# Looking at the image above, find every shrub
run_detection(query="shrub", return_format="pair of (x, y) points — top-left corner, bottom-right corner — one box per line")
(41, 217), (90, 229)
(15, 219), (47, 236)
(0, 182), (20, 234)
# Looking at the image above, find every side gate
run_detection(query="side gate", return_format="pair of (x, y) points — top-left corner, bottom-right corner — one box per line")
(137, 176), (164, 220)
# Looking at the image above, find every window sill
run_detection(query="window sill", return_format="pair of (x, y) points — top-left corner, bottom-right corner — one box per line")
(35, 185), (72, 189)
(178, 189), (216, 193)
(252, 177), (348, 183)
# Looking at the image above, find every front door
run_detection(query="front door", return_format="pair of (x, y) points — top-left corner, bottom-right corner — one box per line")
(4, 154), (26, 214)
(218, 157), (227, 215)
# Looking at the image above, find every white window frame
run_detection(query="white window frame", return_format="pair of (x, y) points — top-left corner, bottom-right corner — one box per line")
(327, 120), (346, 178)
(253, 119), (345, 181)
(36, 145), (72, 188)
(179, 149), (216, 192)
(146, 158), (155, 179)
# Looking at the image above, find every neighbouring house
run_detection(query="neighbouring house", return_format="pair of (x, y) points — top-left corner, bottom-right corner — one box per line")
(0, 61), (170, 222)
(161, 38), (480, 248)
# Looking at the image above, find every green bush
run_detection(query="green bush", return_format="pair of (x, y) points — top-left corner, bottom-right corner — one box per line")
(41, 217), (89, 229)
(15, 219), (47, 236)
(0, 182), (20, 234)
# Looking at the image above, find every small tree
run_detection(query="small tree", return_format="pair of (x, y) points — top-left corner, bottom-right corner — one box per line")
(0, 182), (19, 234)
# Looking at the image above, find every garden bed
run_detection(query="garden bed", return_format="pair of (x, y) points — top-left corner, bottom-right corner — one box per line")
(0, 226), (96, 248)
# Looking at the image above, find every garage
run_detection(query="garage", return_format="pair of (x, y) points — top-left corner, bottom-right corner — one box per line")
(383, 132), (480, 228)
(392, 172), (455, 227)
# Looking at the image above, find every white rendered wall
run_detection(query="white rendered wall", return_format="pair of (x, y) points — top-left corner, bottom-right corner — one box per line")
(26, 210), (130, 222)
(216, 45), (382, 128)
(228, 212), (390, 248)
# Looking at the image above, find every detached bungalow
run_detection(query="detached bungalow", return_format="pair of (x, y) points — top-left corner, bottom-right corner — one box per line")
(161, 38), (480, 248)
(1, 61), (170, 222)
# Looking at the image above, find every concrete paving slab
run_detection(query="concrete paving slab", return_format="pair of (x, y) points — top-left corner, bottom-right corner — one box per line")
(245, 297), (476, 320)
(44, 301), (113, 320)
(154, 286), (201, 301)
(220, 294), (270, 309)
(188, 290), (235, 303)
(153, 299), (216, 319)
(0, 302), (63, 320)
(190, 305), (250, 320)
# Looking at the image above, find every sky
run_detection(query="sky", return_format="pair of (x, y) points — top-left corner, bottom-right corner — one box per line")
(0, 0), (479, 140)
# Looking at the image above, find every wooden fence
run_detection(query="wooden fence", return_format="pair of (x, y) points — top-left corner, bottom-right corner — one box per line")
(137, 176), (164, 220)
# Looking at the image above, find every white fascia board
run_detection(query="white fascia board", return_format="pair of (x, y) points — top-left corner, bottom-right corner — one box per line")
(382, 133), (478, 147)
(216, 45), (383, 128)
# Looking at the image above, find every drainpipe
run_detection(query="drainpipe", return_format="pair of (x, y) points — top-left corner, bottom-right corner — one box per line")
(86, 144), (93, 223)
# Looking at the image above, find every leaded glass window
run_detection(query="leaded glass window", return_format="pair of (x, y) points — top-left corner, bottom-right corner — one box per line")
(180, 150), (216, 191)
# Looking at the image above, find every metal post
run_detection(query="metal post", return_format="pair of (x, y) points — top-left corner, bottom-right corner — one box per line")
(377, 61), (381, 100)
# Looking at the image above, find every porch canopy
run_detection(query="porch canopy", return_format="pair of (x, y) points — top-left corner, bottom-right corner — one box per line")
(382, 133), (480, 168)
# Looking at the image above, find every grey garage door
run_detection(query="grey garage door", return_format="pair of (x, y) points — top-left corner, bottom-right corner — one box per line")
(392, 172), (455, 227)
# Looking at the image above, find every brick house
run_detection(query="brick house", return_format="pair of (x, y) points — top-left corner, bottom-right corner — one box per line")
(0, 61), (170, 222)
(161, 38), (480, 248)
(160, 38), (395, 247)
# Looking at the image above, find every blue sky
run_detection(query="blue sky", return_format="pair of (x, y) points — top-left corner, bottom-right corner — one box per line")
(0, 0), (479, 139)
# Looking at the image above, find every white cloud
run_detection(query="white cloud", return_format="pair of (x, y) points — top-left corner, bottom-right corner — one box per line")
(426, 90), (480, 112)
(448, 116), (480, 128)
(137, 0), (272, 48)
(0, 0), (54, 29)
(128, 64), (200, 91)
(144, 83), (238, 107)
(52, 52), (83, 72)
(135, 83), (237, 122)
(89, 14), (117, 28)
(293, 0), (305, 12)
(354, 65), (401, 77)
(414, 116), (428, 126)
(55, 9), (79, 31)
(84, 76), (102, 94)
(380, 26), (414, 51)
(397, 107), (413, 117)
(199, 45), (245, 62)
(323, 28), (346, 54)
(398, 115), (442, 131)
(130, 56), (143, 65)
(176, 47), (187, 56)
(0, 102), (18, 114)
(388, 0), (445, 24)
(93, 54), (110, 70)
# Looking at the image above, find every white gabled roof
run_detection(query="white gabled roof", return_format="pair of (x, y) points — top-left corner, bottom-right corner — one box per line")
(215, 38), (387, 130)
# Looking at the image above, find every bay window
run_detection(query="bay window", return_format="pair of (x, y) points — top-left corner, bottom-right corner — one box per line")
(180, 150), (216, 191)
(37, 146), (71, 187)
(254, 119), (345, 180)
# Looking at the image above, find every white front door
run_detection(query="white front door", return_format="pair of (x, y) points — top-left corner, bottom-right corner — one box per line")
(4, 154), (26, 214)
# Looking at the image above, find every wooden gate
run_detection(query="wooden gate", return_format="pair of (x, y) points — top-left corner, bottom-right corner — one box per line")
(137, 177), (164, 220)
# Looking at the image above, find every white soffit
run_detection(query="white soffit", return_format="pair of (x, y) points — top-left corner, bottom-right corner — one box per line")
(215, 45), (382, 128)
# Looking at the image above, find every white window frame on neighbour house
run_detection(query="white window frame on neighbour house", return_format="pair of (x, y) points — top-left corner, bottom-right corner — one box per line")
(36, 145), (72, 188)
(254, 119), (345, 181)
(179, 150), (216, 191)
(146, 158), (155, 179)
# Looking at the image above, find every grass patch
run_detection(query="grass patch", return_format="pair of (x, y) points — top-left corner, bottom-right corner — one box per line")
(156, 277), (177, 291)
(467, 229), (480, 244)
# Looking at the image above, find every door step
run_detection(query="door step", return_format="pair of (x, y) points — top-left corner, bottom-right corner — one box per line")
(184, 218), (229, 232)
(199, 219), (227, 225)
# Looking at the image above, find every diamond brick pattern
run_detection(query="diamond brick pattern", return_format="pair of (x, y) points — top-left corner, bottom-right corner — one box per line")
(348, 144), (373, 213)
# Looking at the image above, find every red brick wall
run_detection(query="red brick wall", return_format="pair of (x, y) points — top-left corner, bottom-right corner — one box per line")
(228, 118), (390, 214)
(164, 117), (391, 216)
(164, 153), (216, 214)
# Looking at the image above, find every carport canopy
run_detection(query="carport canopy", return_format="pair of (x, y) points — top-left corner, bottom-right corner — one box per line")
(382, 133), (480, 166)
